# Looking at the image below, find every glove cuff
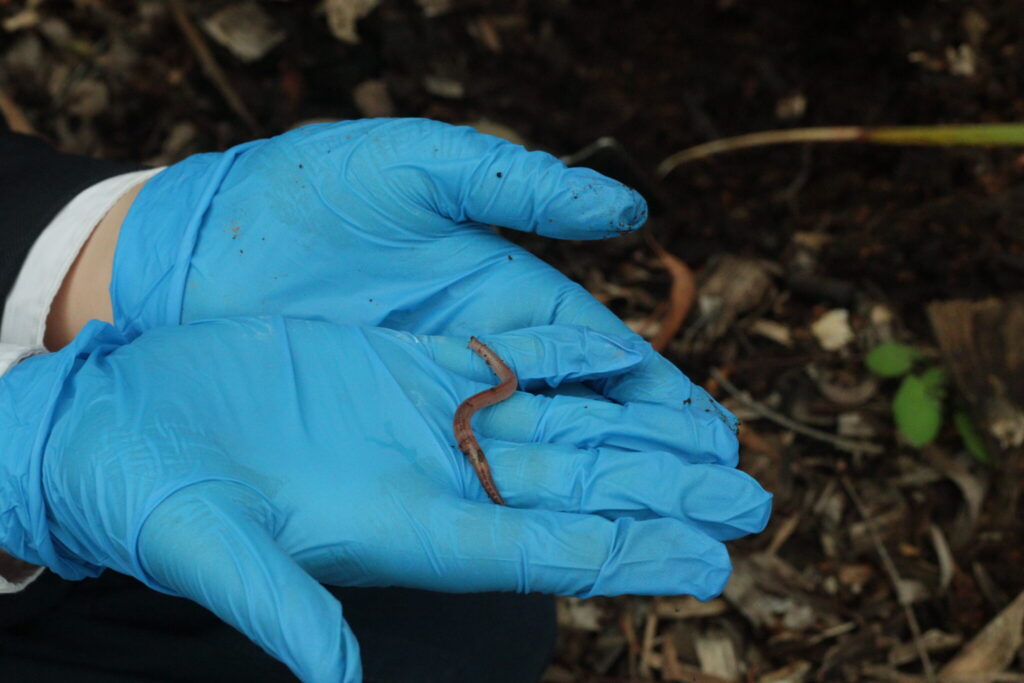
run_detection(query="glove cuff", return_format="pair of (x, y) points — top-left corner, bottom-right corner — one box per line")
(0, 320), (124, 578)
(110, 140), (262, 340)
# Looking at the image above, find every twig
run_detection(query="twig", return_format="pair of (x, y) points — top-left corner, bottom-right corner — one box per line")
(765, 511), (801, 555)
(168, 0), (262, 137)
(709, 368), (884, 454)
(638, 598), (658, 679)
(0, 86), (36, 135)
(645, 231), (697, 352)
(841, 476), (937, 682)
(617, 609), (640, 681)
(659, 632), (689, 681)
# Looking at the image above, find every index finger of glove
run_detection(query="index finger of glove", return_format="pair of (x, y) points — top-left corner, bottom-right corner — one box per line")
(399, 120), (648, 239)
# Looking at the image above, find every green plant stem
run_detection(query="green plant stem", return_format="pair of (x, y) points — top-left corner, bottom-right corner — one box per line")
(657, 123), (1024, 177)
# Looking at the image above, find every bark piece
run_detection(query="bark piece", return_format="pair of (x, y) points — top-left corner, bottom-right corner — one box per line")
(684, 255), (774, 352)
(928, 297), (1024, 451)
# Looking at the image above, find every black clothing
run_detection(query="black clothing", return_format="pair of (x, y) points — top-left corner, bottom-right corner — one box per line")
(0, 571), (555, 683)
(0, 119), (142, 303)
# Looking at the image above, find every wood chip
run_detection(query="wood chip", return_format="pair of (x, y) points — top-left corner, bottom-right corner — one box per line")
(2, 7), (41, 32)
(66, 79), (109, 118)
(758, 659), (811, 682)
(323, 0), (380, 44)
(556, 597), (603, 631)
(749, 318), (793, 347)
(471, 16), (503, 52)
(837, 564), (875, 594)
(352, 79), (395, 118)
(695, 626), (741, 681)
(655, 596), (730, 619)
(423, 74), (465, 98)
(810, 308), (855, 351)
(415, 0), (452, 17)
(660, 633), (689, 681)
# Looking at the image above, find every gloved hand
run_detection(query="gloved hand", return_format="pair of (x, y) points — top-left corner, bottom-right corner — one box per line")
(1, 318), (770, 682)
(111, 118), (734, 425)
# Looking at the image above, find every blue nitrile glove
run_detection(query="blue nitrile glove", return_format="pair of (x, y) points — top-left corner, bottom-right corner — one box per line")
(111, 118), (735, 428)
(1, 318), (770, 682)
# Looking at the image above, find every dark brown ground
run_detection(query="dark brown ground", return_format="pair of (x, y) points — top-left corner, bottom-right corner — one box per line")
(3, 1), (1023, 680)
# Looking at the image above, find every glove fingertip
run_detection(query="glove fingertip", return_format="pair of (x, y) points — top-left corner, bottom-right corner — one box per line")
(538, 169), (649, 239)
(693, 560), (733, 601)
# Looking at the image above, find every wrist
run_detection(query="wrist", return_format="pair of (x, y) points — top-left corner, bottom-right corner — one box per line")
(44, 180), (146, 350)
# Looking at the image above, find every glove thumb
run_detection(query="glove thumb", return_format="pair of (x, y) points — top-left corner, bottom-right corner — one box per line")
(136, 482), (361, 683)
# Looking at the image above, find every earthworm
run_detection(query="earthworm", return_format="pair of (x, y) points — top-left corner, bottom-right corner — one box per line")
(453, 337), (517, 505)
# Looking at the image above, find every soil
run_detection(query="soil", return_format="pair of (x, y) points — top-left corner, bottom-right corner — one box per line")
(3, 1), (1023, 680)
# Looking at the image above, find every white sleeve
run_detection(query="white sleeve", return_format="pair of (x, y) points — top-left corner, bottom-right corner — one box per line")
(0, 565), (46, 594)
(2, 167), (163, 348)
(0, 342), (43, 374)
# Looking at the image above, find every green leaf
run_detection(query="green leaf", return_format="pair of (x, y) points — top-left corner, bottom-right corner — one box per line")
(954, 410), (993, 465)
(866, 343), (923, 377)
(892, 368), (947, 446)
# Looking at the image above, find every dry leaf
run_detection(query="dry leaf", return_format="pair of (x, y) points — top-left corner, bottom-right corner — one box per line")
(940, 589), (1024, 678)
(928, 523), (956, 594)
(323, 0), (380, 44)
(887, 629), (962, 666)
(202, 2), (284, 62)
(690, 255), (773, 348)
(922, 446), (987, 526)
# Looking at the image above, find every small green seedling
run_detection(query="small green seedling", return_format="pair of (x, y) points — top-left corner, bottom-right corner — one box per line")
(865, 342), (992, 463)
